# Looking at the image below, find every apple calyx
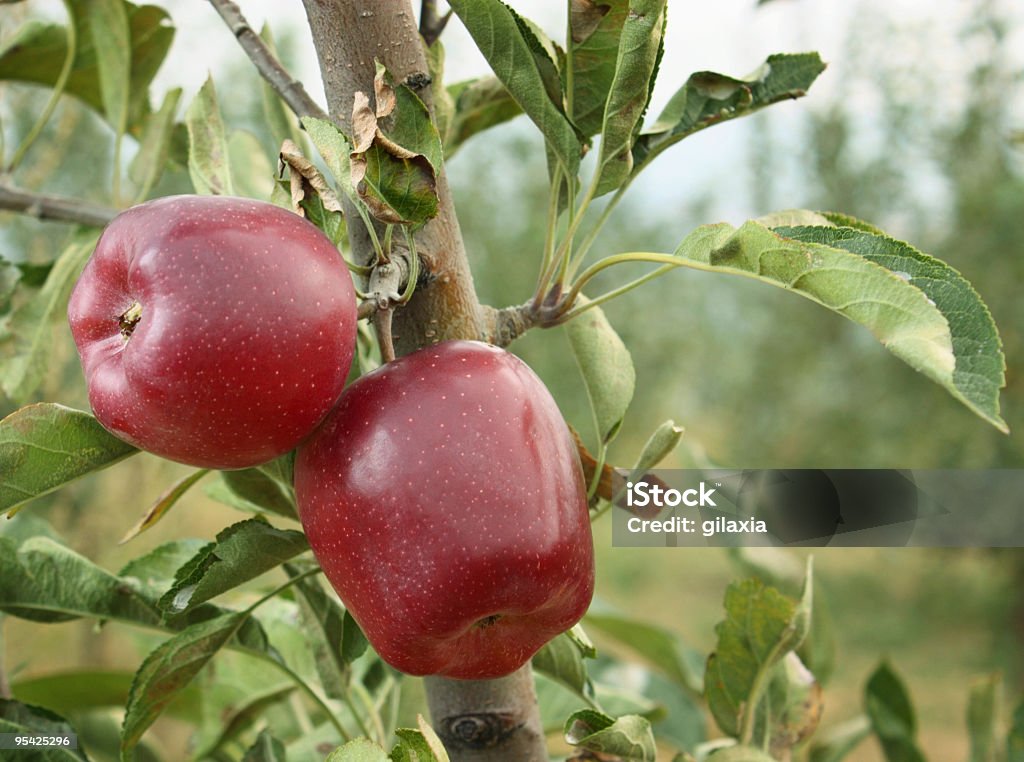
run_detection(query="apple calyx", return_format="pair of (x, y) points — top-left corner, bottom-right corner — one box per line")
(118, 301), (142, 339)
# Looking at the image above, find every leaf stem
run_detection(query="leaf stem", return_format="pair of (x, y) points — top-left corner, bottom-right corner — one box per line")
(564, 251), (685, 311)
(243, 566), (353, 744)
(567, 182), (630, 278)
(7, 0), (77, 174)
(560, 263), (675, 322)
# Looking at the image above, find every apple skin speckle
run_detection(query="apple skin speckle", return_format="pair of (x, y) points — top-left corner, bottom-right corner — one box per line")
(68, 195), (357, 469)
(295, 340), (595, 680)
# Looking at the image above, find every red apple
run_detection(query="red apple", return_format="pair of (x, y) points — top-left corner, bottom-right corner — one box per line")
(68, 195), (357, 469)
(295, 340), (594, 679)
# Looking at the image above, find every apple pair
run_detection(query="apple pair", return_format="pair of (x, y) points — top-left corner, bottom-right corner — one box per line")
(68, 195), (594, 680)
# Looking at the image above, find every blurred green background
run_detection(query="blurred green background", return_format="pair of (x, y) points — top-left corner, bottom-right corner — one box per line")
(2, 0), (1023, 759)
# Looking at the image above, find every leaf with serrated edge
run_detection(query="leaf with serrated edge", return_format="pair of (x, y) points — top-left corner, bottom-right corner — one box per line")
(445, 76), (521, 156)
(635, 53), (825, 175)
(592, 0), (666, 196)
(585, 610), (704, 694)
(705, 573), (809, 738)
(0, 404), (137, 515)
(775, 223), (1007, 432)
(301, 116), (355, 199)
(121, 612), (247, 761)
(533, 631), (593, 700)
(326, 738), (390, 762)
(668, 220), (1007, 426)
(0, 4), (174, 129)
(158, 518), (308, 613)
(448, 0), (581, 176)
(186, 76), (234, 195)
(129, 87), (182, 199)
(564, 709), (657, 760)
(566, 299), (635, 444)
(1, 235), (96, 403)
(0, 535), (160, 625)
(0, 699), (85, 761)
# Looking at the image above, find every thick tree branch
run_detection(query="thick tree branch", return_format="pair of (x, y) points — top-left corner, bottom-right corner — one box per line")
(299, 2), (547, 759)
(0, 182), (115, 227)
(207, 0), (330, 122)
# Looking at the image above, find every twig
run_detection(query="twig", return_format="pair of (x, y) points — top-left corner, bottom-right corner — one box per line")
(419, 0), (452, 46)
(207, 0), (330, 122)
(357, 300), (378, 320)
(0, 182), (116, 227)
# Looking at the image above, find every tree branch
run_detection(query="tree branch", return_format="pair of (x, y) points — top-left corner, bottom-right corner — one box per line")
(0, 182), (116, 227)
(419, 0), (453, 46)
(207, 0), (330, 122)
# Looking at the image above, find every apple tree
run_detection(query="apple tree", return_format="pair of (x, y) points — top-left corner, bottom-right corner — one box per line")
(0, 1), (1015, 761)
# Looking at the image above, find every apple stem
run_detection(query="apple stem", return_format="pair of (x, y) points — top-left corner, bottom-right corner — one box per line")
(374, 307), (396, 363)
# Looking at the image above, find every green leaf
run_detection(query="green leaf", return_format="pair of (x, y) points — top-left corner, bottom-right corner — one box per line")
(1008, 700), (1024, 762)
(569, 0), (627, 136)
(425, 39), (455, 147)
(121, 611), (249, 761)
(705, 574), (809, 738)
(632, 419), (684, 473)
(12, 669), (198, 720)
(355, 142), (437, 225)
(634, 52), (826, 175)
(118, 539), (209, 600)
(566, 300), (635, 443)
(444, 76), (522, 156)
(1, 234), (96, 404)
(564, 709), (657, 761)
(119, 469), (208, 544)
(228, 129), (274, 200)
(85, 0), (131, 135)
(242, 729), (288, 762)
(259, 25), (305, 153)
(129, 86), (182, 200)
(448, 0), (581, 176)
(217, 468), (297, 519)
(592, 0), (667, 197)
(302, 115), (355, 199)
(532, 630), (594, 701)
(808, 716), (871, 762)
(775, 223), (1007, 432)
(381, 74), (444, 175)
(159, 518), (309, 614)
(0, 699), (86, 761)
(0, 2), (174, 130)
(285, 561), (367, 699)
(0, 535), (161, 624)
(186, 75), (234, 195)
(326, 738), (390, 762)
(864, 662), (926, 762)
(766, 652), (823, 755)
(393, 715), (451, 762)
(584, 610), (704, 694)
(706, 746), (778, 762)
(0, 256), (21, 310)
(967, 674), (1000, 762)
(668, 220), (1009, 428)
(0, 404), (137, 516)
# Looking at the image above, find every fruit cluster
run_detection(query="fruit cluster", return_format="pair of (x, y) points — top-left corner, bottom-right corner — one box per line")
(69, 195), (595, 680)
